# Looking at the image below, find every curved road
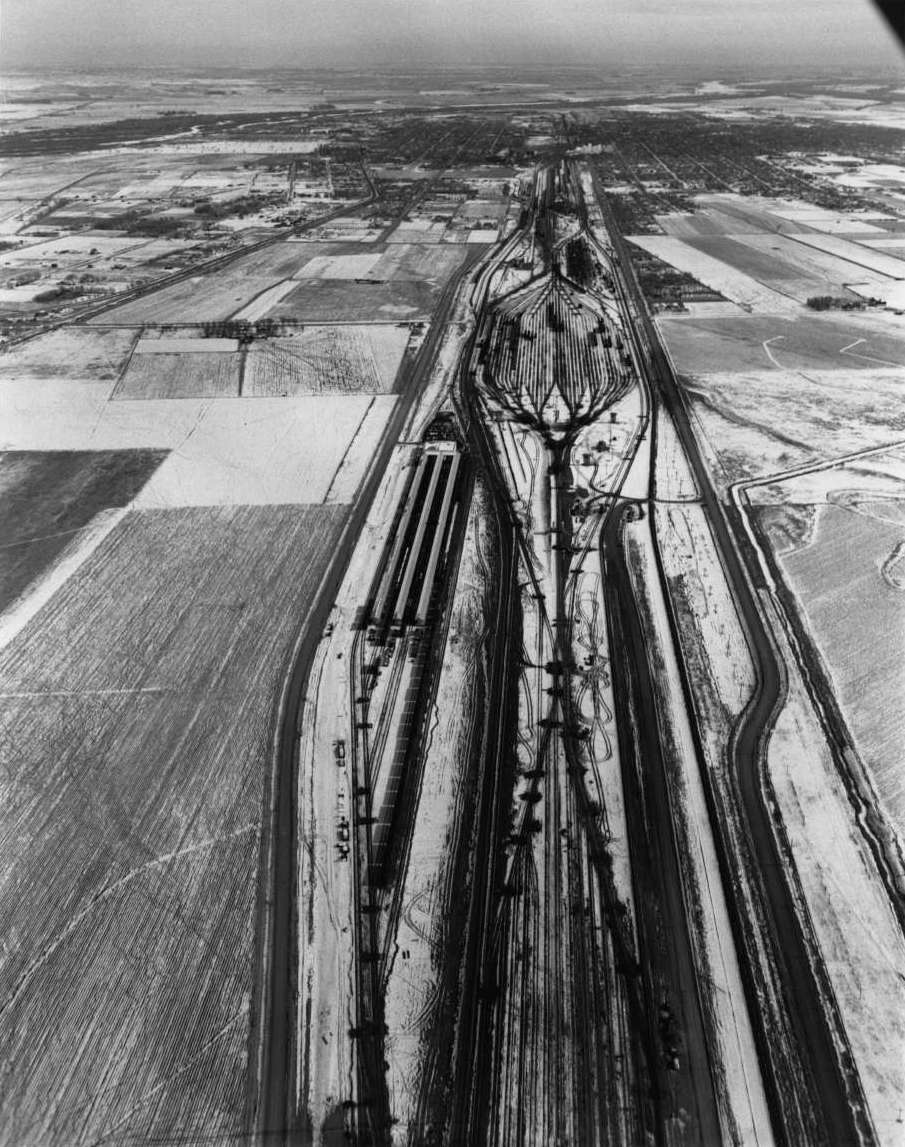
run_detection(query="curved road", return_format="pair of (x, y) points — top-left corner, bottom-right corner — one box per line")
(251, 245), (485, 1147)
(590, 168), (873, 1147)
(450, 166), (722, 1145)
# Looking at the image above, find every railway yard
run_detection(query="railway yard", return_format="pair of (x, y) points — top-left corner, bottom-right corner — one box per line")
(1, 66), (905, 1147)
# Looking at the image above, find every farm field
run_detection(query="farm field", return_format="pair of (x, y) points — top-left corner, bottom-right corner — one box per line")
(2, 234), (154, 265)
(681, 235), (826, 295)
(721, 233), (895, 297)
(762, 500), (905, 839)
(654, 504), (755, 766)
(1, 375), (395, 506)
(132, 394), (397, 507)
(656, 202), (887, 240)
(294, 251), (383, 279)
(92, 242), (337, 325)
(244, 324), (410, 396)
(300, 218), (383, 242)
(790, 231), (905, 277)
(268, 277), (438, 321)
(0, 327), (139, 381)
(628, 235), (800, 315)
(1, 234), (201, 275)
(862, 236), (905, 247)
(0, 448), (165, 613)
(386, 224), (447, 244)
(681, 367), (905, 487)
(746, 448), (905, 507)
(658, 310), (905, 375)
(766, 616), (905, 1136)
(94, 273), (292, 325)
(368, 244), (469, 282)
(296, 243), (469, 284)
(648, 194), (905, 305)
(0, 503), (346, 1147)
(229, 280), (300, 321)
(114, 350), (240, 399)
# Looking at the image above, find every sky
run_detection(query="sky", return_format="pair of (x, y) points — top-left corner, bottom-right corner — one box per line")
(1, 0), (902, 74)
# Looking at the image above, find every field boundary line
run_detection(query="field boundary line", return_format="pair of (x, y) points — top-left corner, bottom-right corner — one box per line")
(321, 395), (378, 505)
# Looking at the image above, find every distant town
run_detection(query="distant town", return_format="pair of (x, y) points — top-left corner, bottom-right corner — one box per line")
(1, 65), (904, 1147)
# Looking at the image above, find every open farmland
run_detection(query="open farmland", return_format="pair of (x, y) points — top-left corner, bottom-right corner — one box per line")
(0, 327), (139, 381)
(244, 324), (409, 396)
(728, 232), (895, 294)
(789, 231), (905, 278)
(368, 243), (469, 281)
(762, 500), (905, 839)
(93, 273), (291, 325)
(131, 394), (397, 507)
(294, 243), (468, 284)
(681, 367), (905, 487)
(680, 235), (830, 299)
(656, 208), (791, 239)
(0, 449), (165, 613)
(766, 611), (905, 1136)
(268, 277), (438, 321)
(658, 310), (905, 374)
(91, 242), (336, 326)
(645, 193), (905, 306)
(265, 243), (472, 321)
(628, 235), (801, 315)
(1, 373), (396, 506)
(4, 68), (905, 1147)
(114, 350), (240, 399)
(0, 503), (346, 1147)
(293, 251), (383, 279)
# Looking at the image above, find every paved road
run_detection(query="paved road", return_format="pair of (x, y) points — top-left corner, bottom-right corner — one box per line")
(599, 501), (723, 1147)
(9, 187), (376, 347)
(591, 169), (873, 1147)
(448, 166), (721, 1146)
(251, 245), (485, 1147)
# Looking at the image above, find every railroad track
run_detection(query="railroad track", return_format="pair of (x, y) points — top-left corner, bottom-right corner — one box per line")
(451, 165), (668, 1145)
(590, 166), (874, 1147)
(252, 242), (487, 1147)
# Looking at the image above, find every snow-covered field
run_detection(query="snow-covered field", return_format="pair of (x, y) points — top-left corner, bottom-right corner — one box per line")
(654, 403), (699, 501)
(467, 228), (499, 244)
(136, 394), (396, 507)
(833, 163), (905, 193)
(0, 374), (395, 505)
(99, 139), (321, 157)
(744, 444), (905, 507)
(133, 337), (239, 354)
(771, 500), (905, 840)
(764, 202), (889, 236)
(788, 232), (905, 280)
(627, 235), (801, 315)
(767, 607), (905, 1144)
(862, 236), (905, 249)
(684, 367), (905, 489)
(728, 232), (895, 299)
(244, 324), (411, 397)
(654, 503), (756, 760)
(294, 252), (382, 279)
(0, 506), (128, 653)
(626, 515), (772, 1147)
(228, 279), (297, 321)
